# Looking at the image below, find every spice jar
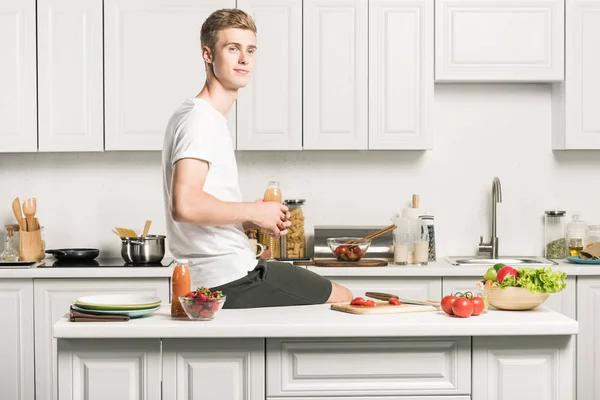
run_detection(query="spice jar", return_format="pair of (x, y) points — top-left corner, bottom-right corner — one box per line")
(171, 259), (191, 318)
(544, 210), (566, 259)
(566, 213), (588, 257)
(281, 199), (306, 259)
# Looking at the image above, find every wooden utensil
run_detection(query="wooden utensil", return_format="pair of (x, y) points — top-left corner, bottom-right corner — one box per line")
(12, 197), (26, 231)
(141, 220), (152, 238)
(342, 224), (397, 245)
(22, 198), (37, 231)
(331, 300), (437, 315)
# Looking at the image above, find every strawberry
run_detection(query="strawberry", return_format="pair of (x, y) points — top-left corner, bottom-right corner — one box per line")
(195, 292), (208, 301)
(185, 291), (195, 298)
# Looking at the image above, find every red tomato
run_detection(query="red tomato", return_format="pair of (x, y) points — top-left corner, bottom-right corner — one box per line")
(335, 245), (350, 257)
(441, 295), (457, 315)
(452, 298), (474, 318)
(350, 297), (366, 306)
(388, 298), (401, 306)
(362, 300), (376, 307)
(471, 297), (485, 316)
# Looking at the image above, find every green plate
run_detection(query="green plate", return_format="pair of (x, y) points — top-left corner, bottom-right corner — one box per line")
(73, 294), (162, 310)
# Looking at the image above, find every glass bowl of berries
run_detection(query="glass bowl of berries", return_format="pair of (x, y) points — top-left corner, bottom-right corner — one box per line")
(327, 237), (371, 261)
(179, 287), (226, 321)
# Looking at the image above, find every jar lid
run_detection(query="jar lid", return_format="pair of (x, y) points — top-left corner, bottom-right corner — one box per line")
(419, 214), (434, 220)
(284, 199), (305, 205)
(545, 210), (566, 216)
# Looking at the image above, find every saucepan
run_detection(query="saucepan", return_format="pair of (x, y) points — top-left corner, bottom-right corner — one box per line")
(121, 235), (166, 264)
(45, 248), (100, 262)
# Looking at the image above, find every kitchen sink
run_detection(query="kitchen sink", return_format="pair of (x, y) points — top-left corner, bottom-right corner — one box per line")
(445, 256), (557, 266)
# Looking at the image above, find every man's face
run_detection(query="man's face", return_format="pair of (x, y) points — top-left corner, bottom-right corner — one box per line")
(204, 28), (256, 90)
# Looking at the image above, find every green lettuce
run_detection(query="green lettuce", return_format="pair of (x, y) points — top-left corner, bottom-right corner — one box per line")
(492, 267), (567, 294)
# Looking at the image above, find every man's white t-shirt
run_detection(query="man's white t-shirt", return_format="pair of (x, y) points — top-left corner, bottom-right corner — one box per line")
(162, 97), (258, 289)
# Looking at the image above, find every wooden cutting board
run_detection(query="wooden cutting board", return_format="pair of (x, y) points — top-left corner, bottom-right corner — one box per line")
(294, 258), (388, 267)
(331, 300), (438, 315)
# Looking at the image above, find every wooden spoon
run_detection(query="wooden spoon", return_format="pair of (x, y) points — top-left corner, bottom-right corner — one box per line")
(141, 220), (152, 238)
(22, 198), (38, 231)
(343, 224), (397, 245)
(12, 197), (26, 231)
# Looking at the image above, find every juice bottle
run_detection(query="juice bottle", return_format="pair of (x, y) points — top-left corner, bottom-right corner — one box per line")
(171, 259), (191, 318)
(259, 181), (283, 258)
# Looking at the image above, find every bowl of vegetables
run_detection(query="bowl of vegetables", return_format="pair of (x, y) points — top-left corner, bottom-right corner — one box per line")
(481, 264), (567, 311)
(328, 237), (371, 261)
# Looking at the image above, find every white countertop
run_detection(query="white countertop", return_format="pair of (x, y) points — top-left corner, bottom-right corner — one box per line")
(54, 304), (578, 339)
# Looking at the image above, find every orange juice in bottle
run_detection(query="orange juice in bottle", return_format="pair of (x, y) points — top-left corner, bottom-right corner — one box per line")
(260, 181), (283, 258)
(171, 259), (191, 318)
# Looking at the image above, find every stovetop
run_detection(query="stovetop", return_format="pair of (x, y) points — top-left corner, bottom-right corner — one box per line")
(38, 258), (174, 268)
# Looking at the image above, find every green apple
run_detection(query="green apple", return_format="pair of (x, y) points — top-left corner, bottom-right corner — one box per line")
(484, 267), (498, 282)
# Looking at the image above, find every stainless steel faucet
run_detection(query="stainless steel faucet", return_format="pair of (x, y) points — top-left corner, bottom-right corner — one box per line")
(478, 177), (502, 259)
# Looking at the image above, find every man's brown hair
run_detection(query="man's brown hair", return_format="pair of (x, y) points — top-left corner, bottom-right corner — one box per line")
(200, 9), (257, 51)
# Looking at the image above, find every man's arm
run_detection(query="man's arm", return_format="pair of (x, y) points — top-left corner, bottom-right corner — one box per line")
(171, 158), (290, 236)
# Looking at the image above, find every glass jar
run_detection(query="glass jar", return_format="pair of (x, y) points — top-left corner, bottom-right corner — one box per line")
(413, 220), (429, 266)
(1, 225), (20, 262)
(281, 199), (306, 259)
(587, 225), (600, 246)
(544, 210), (566, 259)
(566, 213), (588, 256)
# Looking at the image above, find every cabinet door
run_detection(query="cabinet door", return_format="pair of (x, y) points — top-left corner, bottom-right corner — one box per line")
(37, 0), (103, 152)
(237, 0), (302, 150)
(0, 280), (34, 400)
(57, 339), (161, 400)
(303, 0), (368, 150)
(0, 0), (37, 152)
(162, 338), (265, 400)
(435, 0), (564, 82)
(34, 278), (169, 400)
(577, 277), (600, 400)
(552, 0), (600, 149)
(368, 0), (433, 150)
(104, 0), (236, 151)
(329, 277), (441, 301)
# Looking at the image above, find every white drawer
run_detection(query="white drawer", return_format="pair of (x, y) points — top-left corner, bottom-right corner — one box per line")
(268, 397), (470, 400)
(266, 337), (471, 397)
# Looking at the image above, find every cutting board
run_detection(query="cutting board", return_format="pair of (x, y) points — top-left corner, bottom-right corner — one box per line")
(294, 258), (388, 267)
(331, 300), (437, 315)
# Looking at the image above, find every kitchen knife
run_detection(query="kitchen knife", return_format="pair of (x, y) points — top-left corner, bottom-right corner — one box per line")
(365, 291), (441, 308)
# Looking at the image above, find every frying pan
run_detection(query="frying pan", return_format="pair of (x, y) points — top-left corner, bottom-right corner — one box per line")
(45, 248), (100, 262)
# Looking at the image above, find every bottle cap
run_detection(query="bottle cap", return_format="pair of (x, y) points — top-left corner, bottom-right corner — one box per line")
(174, 259), (189, 265)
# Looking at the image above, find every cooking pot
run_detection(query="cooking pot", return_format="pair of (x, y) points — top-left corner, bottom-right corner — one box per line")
(121, 235), (165, 264)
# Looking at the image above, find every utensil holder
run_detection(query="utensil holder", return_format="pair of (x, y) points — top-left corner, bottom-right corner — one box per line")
(19, 229), (43, 262)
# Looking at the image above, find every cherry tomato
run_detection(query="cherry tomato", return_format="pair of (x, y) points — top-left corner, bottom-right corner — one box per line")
(335, 245), (350, 257)
(471, 297), (485, 316)
(350, 297), (366, 306)
(388, 298), (401, 306)
(441, 295), (457, 315)
(452, 298), (474, 318)
(362, 300), (376, 307)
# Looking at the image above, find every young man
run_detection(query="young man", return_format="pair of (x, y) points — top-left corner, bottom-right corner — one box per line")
(162, 9), (352, 308)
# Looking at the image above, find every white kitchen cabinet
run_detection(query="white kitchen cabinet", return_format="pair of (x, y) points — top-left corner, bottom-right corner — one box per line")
(37, 0), (103, 152)
(57, 339), (161, 400)
(0, 0), (37, 152)
(266, 397), (471, 400)
(576, 276), (600, 400)
(162, 338), (265, 399)
(368, 0), (434, 150)
(104, 0), (236, 151)
(34, 278), (169, 400)
(236, 0), (302, 150)
(329, 276), (442, 301)
(302, 0), (368, 150)
(473, 335), (575, 400)
(442, 276), (577, 319)
(435, 0), (565, 82)
(0, 280), (35, 400)
(552, 0), (600, 149)
(266, 337), (471, 397)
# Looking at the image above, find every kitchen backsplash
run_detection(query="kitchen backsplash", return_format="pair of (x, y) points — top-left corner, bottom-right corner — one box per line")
(1, 84), (599, 258)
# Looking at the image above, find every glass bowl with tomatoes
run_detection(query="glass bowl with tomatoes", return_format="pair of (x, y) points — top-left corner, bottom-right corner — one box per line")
(179, 288), (226, 321)
(327, 237), (371, 261)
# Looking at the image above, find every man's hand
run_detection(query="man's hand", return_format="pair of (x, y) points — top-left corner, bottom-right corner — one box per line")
(252, 202), (291, 237)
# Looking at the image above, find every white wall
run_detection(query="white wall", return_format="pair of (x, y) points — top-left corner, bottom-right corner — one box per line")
(1, 83), (599, 259)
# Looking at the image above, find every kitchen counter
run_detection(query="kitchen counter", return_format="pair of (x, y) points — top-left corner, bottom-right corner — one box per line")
(0, 257), (174, 278)
(54, 303), (577, 338)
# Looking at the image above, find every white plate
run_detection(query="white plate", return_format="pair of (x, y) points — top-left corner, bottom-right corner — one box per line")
(74, 294), (162, 310)
(71, 304), (161, 318)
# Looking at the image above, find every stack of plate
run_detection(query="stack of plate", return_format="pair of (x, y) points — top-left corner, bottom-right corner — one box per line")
(72, 294), (162, 318)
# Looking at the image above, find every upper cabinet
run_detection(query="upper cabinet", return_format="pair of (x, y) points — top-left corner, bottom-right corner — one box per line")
(103, 0), (236, 151)
(37, 0), (104, 152)
(435, 0), (565, 82)
(368, 0), (434, 150)
(0, 0), (37, 153)
(303, 0), (369, 150)
(552, 0), (600, 150)
(237, 0), (302, 151)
